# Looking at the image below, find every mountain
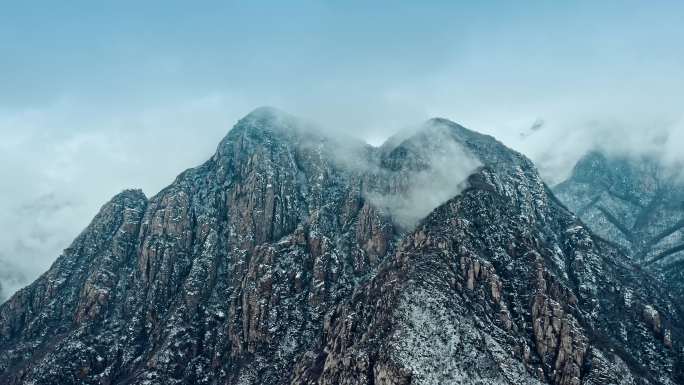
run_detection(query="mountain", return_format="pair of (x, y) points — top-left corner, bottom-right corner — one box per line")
(554, 151), (684, 303)
(1, 108), (682, 385)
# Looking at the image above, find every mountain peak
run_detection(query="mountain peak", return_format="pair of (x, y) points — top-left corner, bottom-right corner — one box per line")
(3, 109), (681, 385)
(234, 106), (309, 135)
(380, 116), (533, 179)
(216, 107), (326, 152)
(110, 188), (147, 202)
(241, 105), (289, 122)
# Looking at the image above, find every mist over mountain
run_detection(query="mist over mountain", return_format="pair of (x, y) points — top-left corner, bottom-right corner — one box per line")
(3, 1), (684, 300)
(0, 260), (25, 303)
(4, 109), (683, 303)
(3, 2), (684, 384)
(0, 108), (681, 385)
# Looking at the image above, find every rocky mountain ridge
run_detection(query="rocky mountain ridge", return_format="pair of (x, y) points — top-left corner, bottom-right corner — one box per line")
(0, 108), (682, 384)
(554, 150), (684, 306)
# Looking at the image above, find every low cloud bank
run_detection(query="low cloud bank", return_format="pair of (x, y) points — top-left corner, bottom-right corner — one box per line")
(365, 123), (482, 229)
(0, 260), (26, 302)
(501, 117), (684, 186)
(1, 105), (680, 301)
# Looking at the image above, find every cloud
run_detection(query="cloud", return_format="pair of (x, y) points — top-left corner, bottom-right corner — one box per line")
(364, 123), (482, 229)
(487, 114), (684, 186)
(253, 109), (482, 230)
(0, 259), (27, 302)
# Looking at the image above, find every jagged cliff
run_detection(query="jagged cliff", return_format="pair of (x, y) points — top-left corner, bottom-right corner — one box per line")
(0, 108), (681, 384)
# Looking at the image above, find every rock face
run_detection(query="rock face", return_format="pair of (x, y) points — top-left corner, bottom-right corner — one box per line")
(554, 151), (684, 303)
(1, 108), (682, 385)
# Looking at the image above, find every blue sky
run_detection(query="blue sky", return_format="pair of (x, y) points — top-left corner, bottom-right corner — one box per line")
(3, 1), (683, 131)
(1, 1), (683, 298)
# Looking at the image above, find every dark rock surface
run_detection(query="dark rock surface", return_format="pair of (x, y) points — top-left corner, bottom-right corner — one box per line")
(1, 108), (681, 384)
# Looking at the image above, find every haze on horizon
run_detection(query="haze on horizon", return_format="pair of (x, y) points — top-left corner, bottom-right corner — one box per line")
(1, 0), (683, 299)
